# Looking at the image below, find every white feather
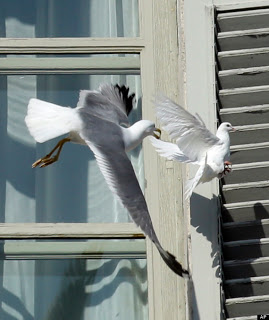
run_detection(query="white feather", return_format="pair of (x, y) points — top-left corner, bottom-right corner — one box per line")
(184, 155), (207, 199)
(25, 98), (82, 143)
(150, 137), (191, 163)
(153, 95), (234, 198)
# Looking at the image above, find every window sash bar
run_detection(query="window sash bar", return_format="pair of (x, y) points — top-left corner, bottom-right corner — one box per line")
(0, 38), (145, 54)
(0, 223), (144, 239)
(0, 240), (146, 260)
(0, 57), (140, 74)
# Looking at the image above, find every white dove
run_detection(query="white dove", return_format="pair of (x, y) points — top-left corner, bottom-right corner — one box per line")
(25, 84), (189, 277)
(151, 95), (235, 199)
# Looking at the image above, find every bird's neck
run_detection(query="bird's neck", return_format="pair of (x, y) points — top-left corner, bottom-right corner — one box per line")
(122, 122), (150, 152)
(216, 129), (230, 143)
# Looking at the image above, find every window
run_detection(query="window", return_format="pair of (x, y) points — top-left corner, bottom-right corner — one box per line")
(0, 1), (187, 320)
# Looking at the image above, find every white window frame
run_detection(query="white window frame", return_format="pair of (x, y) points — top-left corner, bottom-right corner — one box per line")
(185, 0), (269, 319)
(0, 1), (188, 319)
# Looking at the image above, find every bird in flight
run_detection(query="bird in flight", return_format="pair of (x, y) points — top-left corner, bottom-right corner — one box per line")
(25, 84), (189, 278)
(151, 95), (235, 199)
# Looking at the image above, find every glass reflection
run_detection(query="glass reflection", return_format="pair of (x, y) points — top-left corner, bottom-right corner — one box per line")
(0, 258), (148, 320)
(0, 0), (139, 38)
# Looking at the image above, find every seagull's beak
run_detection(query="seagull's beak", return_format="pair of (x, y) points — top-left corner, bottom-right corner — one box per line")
(153, 128), (161, 139)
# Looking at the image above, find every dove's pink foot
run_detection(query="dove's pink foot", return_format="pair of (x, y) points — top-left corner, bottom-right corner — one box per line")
(218, 161), (232, 179)
(224, 161), (232, 173)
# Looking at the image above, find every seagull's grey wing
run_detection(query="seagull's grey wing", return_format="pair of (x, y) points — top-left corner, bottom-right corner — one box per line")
(78, 112), (188, 277)
(102, 84), (134, 116)
(156, 95), (220, 163)
(77, 84), (134, 126)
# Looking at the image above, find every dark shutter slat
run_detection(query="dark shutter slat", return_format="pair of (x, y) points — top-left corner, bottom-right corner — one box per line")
(225, 276), (269, 298)
(220, 105), (269, 126)
(223, 239), (269, 260)
(217, 9), (269, 32)
(218, 29), (269, 51)
(225, 295), (269, 317)
(222, 201), (269, 223)
(219, 67), (269, 89)
(219, 48), (269, 70)
(230, 144), (269, 164)
(222, 164), (269, 184)
(222, 182), (269, 203)
(223, 219), (269, 241)
(219, 86), (269, 108)
(224, 257), (269, 279)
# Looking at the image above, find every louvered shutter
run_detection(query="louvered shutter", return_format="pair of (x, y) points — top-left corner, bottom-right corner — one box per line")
(216, 8), (269, 319)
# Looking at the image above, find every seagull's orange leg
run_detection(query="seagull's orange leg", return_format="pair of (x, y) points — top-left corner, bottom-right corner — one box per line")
(32, 137), (71, 168)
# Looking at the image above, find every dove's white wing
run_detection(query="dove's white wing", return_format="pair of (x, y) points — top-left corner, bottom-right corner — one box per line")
(150, 137), (192, 163)
(156, 96), (220, 163)
(78, 110), (188, 277)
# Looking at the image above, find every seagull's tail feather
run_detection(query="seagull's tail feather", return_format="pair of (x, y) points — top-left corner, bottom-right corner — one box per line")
(25, 98), (79, 143)
(150, 137), (190, 163)
(114, 84), (135, 116)
(154, 242), (189, 278)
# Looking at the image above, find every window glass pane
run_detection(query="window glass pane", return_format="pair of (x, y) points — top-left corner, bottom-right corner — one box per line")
(0, 74), (143, 223)
(0, 0), (139, 38)
(0, 258), (148, 320)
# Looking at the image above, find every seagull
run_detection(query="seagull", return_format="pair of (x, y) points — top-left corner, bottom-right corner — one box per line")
(151, 95), (235, 199)
(25, 84), (189, 278)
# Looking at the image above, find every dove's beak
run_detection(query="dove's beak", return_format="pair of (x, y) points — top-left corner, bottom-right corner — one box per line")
(153, 128), (161, 139)
(231, 126), (237, 132)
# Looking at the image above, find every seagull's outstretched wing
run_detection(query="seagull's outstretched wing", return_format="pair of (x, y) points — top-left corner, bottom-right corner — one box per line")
(78, 111), (188, 277)
(77, 84), (134, 127)
(156, 96), (219, 163)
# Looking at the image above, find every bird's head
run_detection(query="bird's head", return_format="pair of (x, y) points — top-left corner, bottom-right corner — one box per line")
(218, 122), (236, 133)
(138, 120), (161, 139)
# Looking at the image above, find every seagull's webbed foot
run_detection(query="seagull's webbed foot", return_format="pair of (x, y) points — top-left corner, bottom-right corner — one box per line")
(32, 155), (59, 168)
(32, 137), (71, 168)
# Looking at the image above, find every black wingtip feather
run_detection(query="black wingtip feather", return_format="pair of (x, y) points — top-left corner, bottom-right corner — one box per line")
(114, 84), (135, 116)
(156, 244), (189, 278)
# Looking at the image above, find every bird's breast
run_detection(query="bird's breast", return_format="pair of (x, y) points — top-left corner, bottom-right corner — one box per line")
(205, 142), (230, 178)
(68, 131), (87, 145)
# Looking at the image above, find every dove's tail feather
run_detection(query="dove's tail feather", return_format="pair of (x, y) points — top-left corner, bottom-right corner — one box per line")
(184, 155), (207, 199)
(25, 98), (80, 143)
(150, 137), (191, 163)
(185, 177), (198, 199)
(154, 242), (189, 278)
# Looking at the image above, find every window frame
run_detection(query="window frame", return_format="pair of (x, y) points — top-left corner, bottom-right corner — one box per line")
(0, 1), (188, 320)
